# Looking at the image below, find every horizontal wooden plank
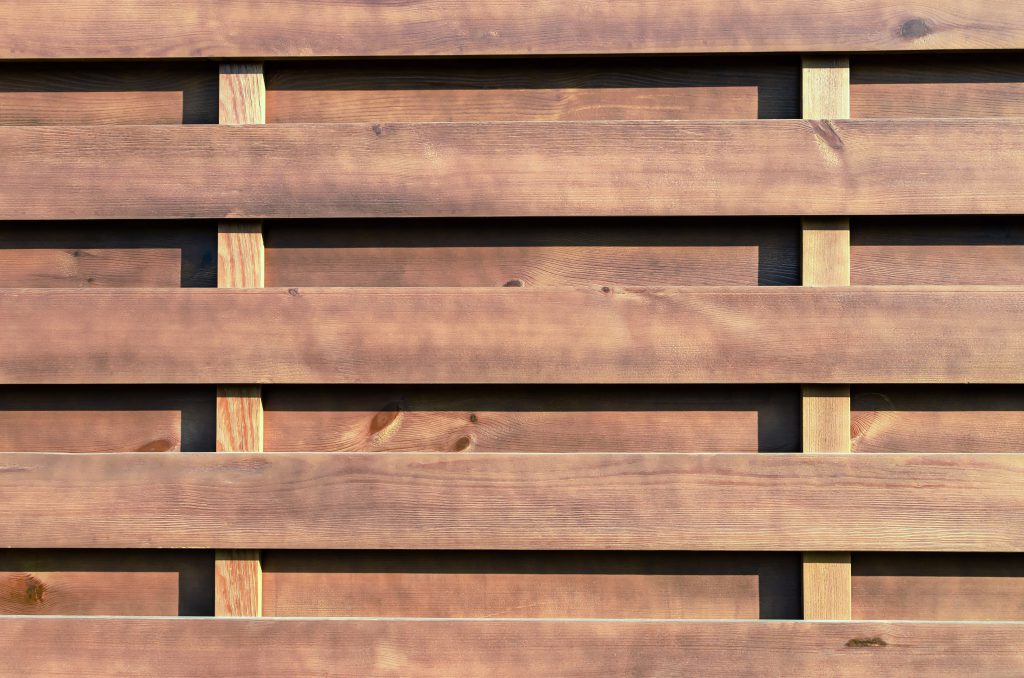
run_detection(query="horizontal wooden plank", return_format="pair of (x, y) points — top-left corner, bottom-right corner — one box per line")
(264, 219), (800, 287)
(262, 551), (800, 619)
(2, 617), (1022, 677)
(4, 1), (1023, 58)
(264, 57), (799, 123)
(852, 386), (1024, 453)
(0, 222), (216, 288)
(262, 385), (800, 453)
(0, 452), (1021, 550)
(851, 217), (1024, 286)
(0, 63), (217, 125)
(2, 120), (1024, 219)
(852, 55), (1024, 118)
(1, 287), (1022, 384)
(0, 386), (215, 452)
(854, 553), (1024, 621)
(0, 550), (212, 616)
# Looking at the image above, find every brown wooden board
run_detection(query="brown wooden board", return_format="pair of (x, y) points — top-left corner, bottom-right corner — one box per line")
(0, 550), (212, 616)
(852, 217), (1024, 286)
(0, 62), (217, 125)
(4, 1), (1024, 58)
(262, 385), (800, 453)
(2, 617), (1023, 677)
(265, 57), (798, 123)
(1, 452), (1022, 551)
(2, 287), (1023, 384)
(264, 219), (800, 288)
(261, 551), (801, 619)
(853, 554), (1024, 621)
(0, 222), (215, 288)
(852, 386), (1024, 453)
(3, 120), (1024, 219)
(0, 386), (214, 452)
(852, 54), (1024, 118)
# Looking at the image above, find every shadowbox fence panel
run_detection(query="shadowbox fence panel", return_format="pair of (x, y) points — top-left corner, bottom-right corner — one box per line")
(1, 2), (1023, 676)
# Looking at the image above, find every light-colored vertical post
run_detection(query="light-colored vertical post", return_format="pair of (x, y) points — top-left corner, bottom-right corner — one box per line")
(801, 56), (853, 621)
(214, 63), (266, 617)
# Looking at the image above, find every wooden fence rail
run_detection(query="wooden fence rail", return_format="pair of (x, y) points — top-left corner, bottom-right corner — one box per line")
(2, 1), (1023, 674)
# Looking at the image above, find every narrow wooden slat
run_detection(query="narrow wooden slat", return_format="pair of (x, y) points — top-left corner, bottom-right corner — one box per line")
(801, 56), (853, 621)
(0, 63), (217, 125)
(0, 551), (213, 616)
(215, 63), (265, 619)
(264, 219), (800, 288)
(0, 386), (215, 453)
(2, 287), (1023, 384)
(1, 617), (1023, 677)
(264, 57), (799, 123)
(262, 385), (801, 453)
(4, 1), (1024, 58)
(854, 553), (1024, 621)
(261, 551), (801, 619)
(852, 55), (1024, 119)
(0, 452), (1022, 551)
(3, 119), (1024, 219)
(852, 386), (1024, 453)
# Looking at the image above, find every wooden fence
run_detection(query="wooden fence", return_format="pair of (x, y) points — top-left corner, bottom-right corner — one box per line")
(1, 1), (1024, 675)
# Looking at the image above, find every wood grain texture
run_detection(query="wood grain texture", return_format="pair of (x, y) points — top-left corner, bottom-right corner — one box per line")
(0, 386), (215, 452)
(0, 63), (217, 125)
(852, 217), (1024, 285)
(214, 552), (261, 617)
(852, 386), (1024, 453)
(215, 63), (266, 620)
(0, 551), (212, 616)
(4, 120), (1024, 219)
(3, 286), (1022, 384)
(801, 55), (853, 623)
(1, 452), (1023, 551)
(0, 222), (216, 288)
(218, 223), (264, 288)
(219, 64), (265, 126)
(4, 1), (1024, 58)
(262, 385), (801, 453)
(802, 387), (852, 454)
(803, 553), (853, 620)
(262, 551), (801, 619)
(265, 57), (798, 123)
(264, 219), (799, 288)
(216, 387), (263, 452)
(2, 617), (1023, 677)
(854, 553), (1024, 621)
(852, 54), (1024, 118)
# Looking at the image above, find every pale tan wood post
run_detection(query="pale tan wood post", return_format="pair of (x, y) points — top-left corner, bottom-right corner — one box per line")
(214, 63), (266, 617)
(800, 56), (853, 621)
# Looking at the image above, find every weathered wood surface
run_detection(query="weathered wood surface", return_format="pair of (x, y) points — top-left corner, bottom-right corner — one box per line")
(1, 287), (1022, 384)
(1, 617), (1022, 677)
(0, 452), (1021, 551)
(2, 120), (1024, 219)
(4, 1), (1023, 59)
(261, 551), (800, 619)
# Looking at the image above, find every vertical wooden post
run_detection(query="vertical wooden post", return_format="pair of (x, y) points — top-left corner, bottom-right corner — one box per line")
(800, 56), (852, 621)
(214, 63), (266, 617)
